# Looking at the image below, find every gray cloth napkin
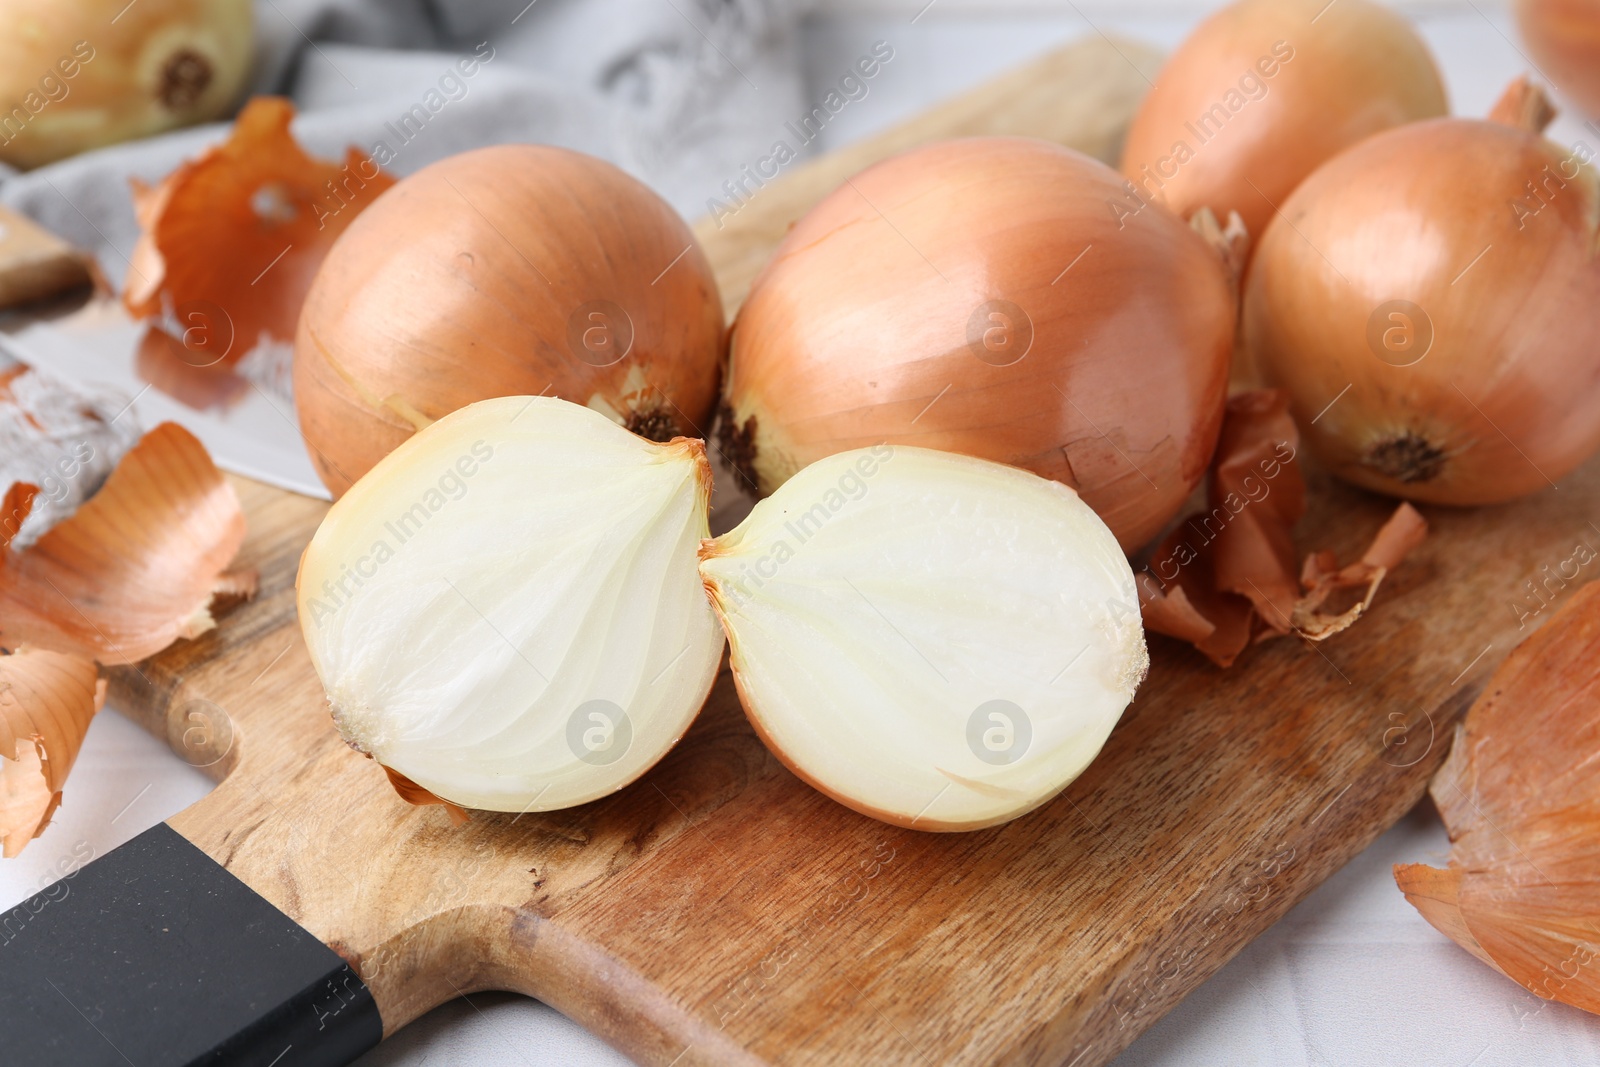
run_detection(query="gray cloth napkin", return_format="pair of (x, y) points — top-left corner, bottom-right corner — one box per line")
(0, 0), (811, 288)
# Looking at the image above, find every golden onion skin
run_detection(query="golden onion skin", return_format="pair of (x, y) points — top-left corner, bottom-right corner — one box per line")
(721, 136), (1235, 553)
(1245, 117), (1600, 505)
(1515, 0), (1600, 118)
(0, 0), (252, 169)
(1119, 0), (1446, 245)
(295, 145), (724, 497)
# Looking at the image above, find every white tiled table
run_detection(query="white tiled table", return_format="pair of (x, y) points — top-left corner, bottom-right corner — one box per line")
(5, 4), (1597, 1064)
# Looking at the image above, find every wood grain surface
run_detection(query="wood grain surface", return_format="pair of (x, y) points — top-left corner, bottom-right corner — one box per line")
(0, 205), (93, 310)
(98, 34), (1561, 1066)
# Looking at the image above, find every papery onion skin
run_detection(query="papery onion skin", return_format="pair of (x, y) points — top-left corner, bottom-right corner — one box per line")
(124, 97), (397, 355)
(701, 446), (1147, 832)
(0, 0), (252, 169)
(0, 647), (106, 857)
(1, 421), (254, 663)
(297, 396), (725, 813)
(1515, 0), (1600, 118)
(1394, 578), (1600, 1015)
(721, 136), (1234, 553)
(294, 145), (724, 497)
(1243, 99), (1600, 505)
(1119, 0), (1446, 245)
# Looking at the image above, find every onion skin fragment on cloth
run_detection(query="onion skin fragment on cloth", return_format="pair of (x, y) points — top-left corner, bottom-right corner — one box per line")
(1244, 78), (1600, 506)
(0, 0), (253, 169)
(1119, 0), (1446, 248)
(0, 649), (105, 858)
(699, 446), (1148, 831)
(1395, 580), (1600, 1016)
(1136, 390), (1428, 667)
(0, 422), (256, 664)
(1, 365), (141, 547)
(719, 135), (1236, 554)
(124, 96), (396, 363)
(293, 145), (725, 498)
(296, 397), (725, 814)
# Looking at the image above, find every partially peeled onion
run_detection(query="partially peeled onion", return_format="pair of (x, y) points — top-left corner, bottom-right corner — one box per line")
(300, 397), (1147, 828)
(0, 0), (253, 169)
(1244, 79), (1600, 504)
(701, 446), (1147, 830)
(721, 136), (1236, 553)
(297, 397), (724, 812)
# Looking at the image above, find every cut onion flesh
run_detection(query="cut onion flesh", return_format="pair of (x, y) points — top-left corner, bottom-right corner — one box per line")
(297, 397), (724, 812)
(700, 446), (1148, 830)
(300, 402), (1146, 828)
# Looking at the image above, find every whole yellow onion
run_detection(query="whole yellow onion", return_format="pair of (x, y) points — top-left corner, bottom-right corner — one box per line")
(0, 0), (253, 169)
(295, 145), (725, 497)
(1244, 82), (1600, 505)
(722, 136), (1237, 553)
(1515, 0), (1600, 117)
(1119, 0), (1446, 248)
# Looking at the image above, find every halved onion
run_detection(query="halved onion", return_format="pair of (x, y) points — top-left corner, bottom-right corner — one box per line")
(297, 397), (724, 812)
(699, 446), (1147, 831)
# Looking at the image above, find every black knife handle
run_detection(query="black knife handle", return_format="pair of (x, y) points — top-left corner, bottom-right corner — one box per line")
(0, 823), (382, 1066)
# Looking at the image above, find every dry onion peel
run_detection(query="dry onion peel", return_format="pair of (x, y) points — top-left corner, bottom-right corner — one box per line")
(0, 648), (105, 858)
(294, 144), (723, 497)
(1120, 0), (1446, 247)
(1395, 580), (1600, 1015)
(1, 421), (256, 663)
(1138, 390), (1428, 666)
(125, 96), (396, 360)
(382, 765), (469, 825)
(1292, 503), (1429, 640)
(296, 397), (725, 813)
(1, 395), (252, 857)
(700, 446), (1148, 831)
(720, 135), (1235, 553)
(1245, 79), (1600, 505)
(1137, 391), (1297, 665)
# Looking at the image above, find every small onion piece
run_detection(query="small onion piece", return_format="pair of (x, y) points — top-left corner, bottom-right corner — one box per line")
(0, 0), (253, 169)
(1243, 80), (1600, 505)
(699, 446), (1147, 831)
(297, 397), (725, 812)
(1515, 0), (1600, 118)
(294, 145), (724, 497)
(721, 136), (1235, 553)
(1119, 0), (1446, 245)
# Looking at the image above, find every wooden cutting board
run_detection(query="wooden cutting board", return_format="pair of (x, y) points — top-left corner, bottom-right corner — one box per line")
(77, 34), (1566, 1066)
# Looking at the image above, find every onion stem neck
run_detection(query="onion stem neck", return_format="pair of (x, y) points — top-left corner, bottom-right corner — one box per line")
(1489, 75), (1556, 134)
(1189, 206), (1250, 289)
